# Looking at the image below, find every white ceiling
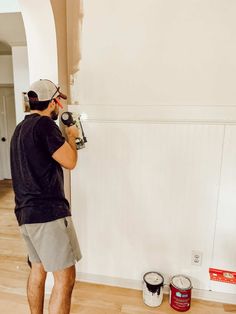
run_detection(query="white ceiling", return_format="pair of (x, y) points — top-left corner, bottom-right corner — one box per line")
(0, 12), (26, 49)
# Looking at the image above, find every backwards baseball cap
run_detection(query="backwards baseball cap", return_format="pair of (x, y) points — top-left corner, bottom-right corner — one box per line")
(28, 79), (67, 109)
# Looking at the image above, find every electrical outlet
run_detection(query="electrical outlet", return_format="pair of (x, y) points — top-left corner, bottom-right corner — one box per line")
(191, 250), (203, 266)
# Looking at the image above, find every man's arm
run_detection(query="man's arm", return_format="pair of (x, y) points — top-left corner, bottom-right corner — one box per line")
(52, 125), (79, 170)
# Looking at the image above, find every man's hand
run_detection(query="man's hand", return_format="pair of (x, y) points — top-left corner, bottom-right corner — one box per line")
(65, 124), (80, 139)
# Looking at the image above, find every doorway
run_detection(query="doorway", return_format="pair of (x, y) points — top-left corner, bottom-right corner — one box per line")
(0, 85), (16, 179)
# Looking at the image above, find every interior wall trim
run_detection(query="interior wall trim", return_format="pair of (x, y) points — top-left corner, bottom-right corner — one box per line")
(69, 104), (236, 125)
(44, 271), (236, 304)
(0, 84), (14, 88)
(76, 272), (236, 305)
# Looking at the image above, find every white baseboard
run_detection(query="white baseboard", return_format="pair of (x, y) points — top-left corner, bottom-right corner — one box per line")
(77, 272), (143, 290)
(76, 272), (236, 305)
(45, 271), (236, 305)
(192, 288), (236, 305)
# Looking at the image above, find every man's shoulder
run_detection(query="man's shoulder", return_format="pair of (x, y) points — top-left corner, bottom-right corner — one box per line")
(36, 115), (57, 129)
(37, 115), (54, 124)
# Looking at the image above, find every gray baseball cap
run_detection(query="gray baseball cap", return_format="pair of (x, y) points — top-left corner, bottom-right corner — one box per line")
(28, 79), (67, 102)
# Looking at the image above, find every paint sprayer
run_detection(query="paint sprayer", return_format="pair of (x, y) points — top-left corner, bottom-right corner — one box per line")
(61, 112), (87, 150)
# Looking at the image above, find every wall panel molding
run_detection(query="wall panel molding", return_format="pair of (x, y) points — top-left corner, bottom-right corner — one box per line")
(69, 104), (236, 125)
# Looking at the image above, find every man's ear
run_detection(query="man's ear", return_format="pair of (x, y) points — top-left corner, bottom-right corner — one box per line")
(48, 100), (56, 110)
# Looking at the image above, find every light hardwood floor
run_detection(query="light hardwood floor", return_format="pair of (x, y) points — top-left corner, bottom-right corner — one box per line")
(0, 179), (235, 314)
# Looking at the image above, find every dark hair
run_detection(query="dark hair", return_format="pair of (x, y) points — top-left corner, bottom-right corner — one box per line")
(29, 100), (50, 111)
(28, 90), (50, 111)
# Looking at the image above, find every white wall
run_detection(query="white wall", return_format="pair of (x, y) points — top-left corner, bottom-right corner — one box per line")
(0, 56), (13, 84)
(12, 46), (29, 124)
(76, 0), (236, 106)
(0, 55), (14, 180)
(0, 0), (20, 13)
(70, 0), (236, 302)
(71, 120), (223, 287)
(18, 0), (58, 84)
(210, 126), (236, 294)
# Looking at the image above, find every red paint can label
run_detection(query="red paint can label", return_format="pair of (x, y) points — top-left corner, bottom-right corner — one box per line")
(169, 275), (192, 312)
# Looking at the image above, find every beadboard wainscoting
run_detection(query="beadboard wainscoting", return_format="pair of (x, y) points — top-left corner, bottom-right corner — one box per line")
(68, 104), (236, 304)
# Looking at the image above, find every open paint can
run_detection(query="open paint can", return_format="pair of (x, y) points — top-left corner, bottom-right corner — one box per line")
(143, 271), (164, 307)
(169, 275), (192, 312)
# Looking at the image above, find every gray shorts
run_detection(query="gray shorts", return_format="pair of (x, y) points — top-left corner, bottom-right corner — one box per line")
(20, 216), (82, 272)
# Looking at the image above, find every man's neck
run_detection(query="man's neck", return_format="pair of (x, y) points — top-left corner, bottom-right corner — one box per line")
(30, 110), (51, 118)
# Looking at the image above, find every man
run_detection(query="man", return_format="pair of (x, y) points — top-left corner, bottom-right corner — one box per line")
(10, 79), (82, 314)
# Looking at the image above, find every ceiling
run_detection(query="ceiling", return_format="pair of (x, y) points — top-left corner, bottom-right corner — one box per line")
(0, 12), (26, 54)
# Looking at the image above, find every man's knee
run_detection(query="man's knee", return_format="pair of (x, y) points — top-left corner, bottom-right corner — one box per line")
(53, 265), (76, 291)
(30, 263), (47, 285)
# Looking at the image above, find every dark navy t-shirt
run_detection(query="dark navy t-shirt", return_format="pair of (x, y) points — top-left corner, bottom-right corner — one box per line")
(10, 113), (71, 226)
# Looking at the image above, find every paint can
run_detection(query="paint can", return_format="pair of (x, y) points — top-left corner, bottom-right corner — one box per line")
(143, 271), (164, 307)
(169, 275), (192, 312)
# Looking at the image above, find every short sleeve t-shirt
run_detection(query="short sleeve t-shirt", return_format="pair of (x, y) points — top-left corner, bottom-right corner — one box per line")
(10, 113), (71, 226)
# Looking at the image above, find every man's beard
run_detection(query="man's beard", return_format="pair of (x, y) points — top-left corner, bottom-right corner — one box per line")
(50, 110), (58, 120)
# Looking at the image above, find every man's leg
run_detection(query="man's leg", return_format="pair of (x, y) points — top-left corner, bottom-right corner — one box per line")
(27, 262), (47, 314)
(49, 265), (76, 314)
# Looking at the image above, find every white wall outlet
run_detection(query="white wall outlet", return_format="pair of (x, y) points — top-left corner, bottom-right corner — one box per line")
(191, 250), (203, 266)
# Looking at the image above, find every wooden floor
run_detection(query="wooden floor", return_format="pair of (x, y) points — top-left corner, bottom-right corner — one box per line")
(0, 179), (235, 314)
